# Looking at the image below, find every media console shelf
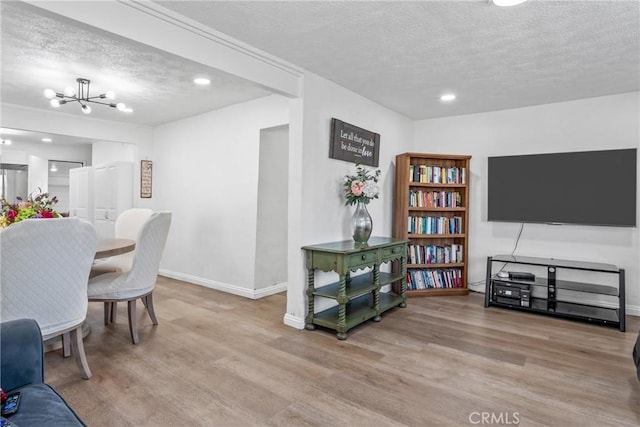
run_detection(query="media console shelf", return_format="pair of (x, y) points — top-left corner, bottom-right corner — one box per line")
(485, 255), (625, 332)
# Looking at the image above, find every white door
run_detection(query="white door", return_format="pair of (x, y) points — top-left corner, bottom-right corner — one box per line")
(93, 163), (117, 239)
(69, 167), (92, 222)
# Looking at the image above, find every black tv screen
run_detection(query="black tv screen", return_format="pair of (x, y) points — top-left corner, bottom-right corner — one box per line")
(488, 149), (637, 227)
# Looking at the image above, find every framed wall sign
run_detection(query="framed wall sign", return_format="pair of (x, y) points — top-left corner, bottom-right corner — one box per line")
(329, 118), (380, 167)
(140, 160), (152, 198)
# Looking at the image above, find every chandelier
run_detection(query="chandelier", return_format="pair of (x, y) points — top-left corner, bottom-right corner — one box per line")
(43, 78), (131, 115)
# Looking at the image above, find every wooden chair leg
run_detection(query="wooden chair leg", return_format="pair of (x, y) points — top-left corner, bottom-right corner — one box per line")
(69, 326), (92, 379)
(141, 295), (148, 309)
(145, 293), (158, 325)
(62, 332), (71, 358)
(128, 300), (139, 344)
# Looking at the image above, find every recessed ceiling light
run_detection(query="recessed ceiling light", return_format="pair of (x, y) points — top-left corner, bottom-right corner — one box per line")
(492, 0), (528, 7)
(42, 137), (52, 142)
(123, 107), (133, 113)
(440, 94), (456, 102)
(194, 77), (211, 85)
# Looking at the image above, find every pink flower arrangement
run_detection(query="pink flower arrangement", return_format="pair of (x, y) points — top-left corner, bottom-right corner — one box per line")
(343, 163), (381, 206)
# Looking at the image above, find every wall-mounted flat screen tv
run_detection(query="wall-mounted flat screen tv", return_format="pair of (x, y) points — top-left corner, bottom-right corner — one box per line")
(487, 149), (637, 227)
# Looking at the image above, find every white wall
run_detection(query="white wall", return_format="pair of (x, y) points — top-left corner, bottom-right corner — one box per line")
(153, 95), (290, 298)
(413, 92), (640, 314)
(284, 72), (414, 329)
(27, 154), (48, 194)
(92, 141), (135, 164)
(255, 125), (289, 290)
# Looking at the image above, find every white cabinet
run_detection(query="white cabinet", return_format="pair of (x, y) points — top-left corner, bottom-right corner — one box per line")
(93, 162), (133, 239)
(69, 162), (133, 239)
(69, 166), (94, 223)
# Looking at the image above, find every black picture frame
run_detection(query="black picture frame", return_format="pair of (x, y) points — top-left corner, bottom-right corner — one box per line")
(329, 118), (380, 167)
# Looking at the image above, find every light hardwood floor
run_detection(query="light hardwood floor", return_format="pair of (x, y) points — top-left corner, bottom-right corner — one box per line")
(46, 276), (640, 426)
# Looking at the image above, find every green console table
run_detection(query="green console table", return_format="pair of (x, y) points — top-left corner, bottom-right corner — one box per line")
(302, 237), (409, 340)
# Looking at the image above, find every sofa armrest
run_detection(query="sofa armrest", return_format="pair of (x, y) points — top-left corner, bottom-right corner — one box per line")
(1, 318), (45, 391)
(634, 329), (640, 380)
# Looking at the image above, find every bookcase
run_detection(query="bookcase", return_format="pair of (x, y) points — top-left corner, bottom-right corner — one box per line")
(393, 153), (471, 297)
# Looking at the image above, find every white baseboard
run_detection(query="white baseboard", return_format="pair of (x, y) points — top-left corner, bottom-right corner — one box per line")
(283, 313), (305, 329)
(158, 269), (287, 300)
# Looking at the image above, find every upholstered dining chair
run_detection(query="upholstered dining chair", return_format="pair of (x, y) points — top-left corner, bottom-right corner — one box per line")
(87, 211), (171, 344)
(90, 208), (153, 278)
(0, 217), (97, 379)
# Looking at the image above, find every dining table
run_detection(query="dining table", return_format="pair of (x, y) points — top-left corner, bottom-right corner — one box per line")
(95, 238), (136, 259)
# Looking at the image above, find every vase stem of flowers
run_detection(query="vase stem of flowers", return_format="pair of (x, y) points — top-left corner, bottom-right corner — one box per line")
(343, 164), (380, 243)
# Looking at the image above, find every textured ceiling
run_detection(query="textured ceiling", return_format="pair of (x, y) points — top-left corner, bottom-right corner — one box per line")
(157, 0), (640, 119)
(0, 1), (272, 127)
(1, 0), (638, 135)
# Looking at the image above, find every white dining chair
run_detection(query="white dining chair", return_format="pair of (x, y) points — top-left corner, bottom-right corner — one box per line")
(90, 208), (153, 277)
(87, 211), (171, 344)
(0, 217), (97, 379)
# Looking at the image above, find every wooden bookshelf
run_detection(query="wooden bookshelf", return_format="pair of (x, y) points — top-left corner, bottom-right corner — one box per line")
(393, 153), (471, 297)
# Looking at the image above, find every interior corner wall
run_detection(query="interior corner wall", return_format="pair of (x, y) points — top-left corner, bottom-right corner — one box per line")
(412, 92), (640, 314)
(284, 71), (414, 328)
(152, 95), (290, 296)
(255, 125), (289, 290)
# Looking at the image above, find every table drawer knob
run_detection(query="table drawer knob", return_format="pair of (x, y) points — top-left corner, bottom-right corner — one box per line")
(361, 255), (367, 260)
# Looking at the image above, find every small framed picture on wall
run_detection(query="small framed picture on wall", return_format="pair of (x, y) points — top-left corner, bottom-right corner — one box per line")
(140, 160), (152, 198)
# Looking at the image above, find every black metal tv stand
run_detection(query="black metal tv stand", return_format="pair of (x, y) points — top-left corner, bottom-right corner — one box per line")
(485, 255), (625, 332)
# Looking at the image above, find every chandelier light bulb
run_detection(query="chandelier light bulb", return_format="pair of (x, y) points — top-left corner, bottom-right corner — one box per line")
(116, 102), (127, 111)
(43, 88), (56, 99)
(63, 86), (76, 97)
(50, 98), (61, 108)
(105, 91), (116, 100)
(81, 104), (92, 114)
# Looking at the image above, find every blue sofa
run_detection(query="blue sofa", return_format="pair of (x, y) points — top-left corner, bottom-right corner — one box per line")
(634, 329), (640, 380)
(0, 319), (85, 426)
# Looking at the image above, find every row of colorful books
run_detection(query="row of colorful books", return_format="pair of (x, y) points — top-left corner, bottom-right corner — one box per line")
(408, 244), (463, 265)
(406, 268), (463, 290)
(409, 165), (466, 184)
(408, 216), (463, 235)
(408, 190), (462, 208)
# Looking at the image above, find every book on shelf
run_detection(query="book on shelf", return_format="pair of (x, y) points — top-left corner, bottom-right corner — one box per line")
(408, 165), (466, 184)
(407, 243), (463, 264)
(407, 216), (463, 235)
(406, 268), (463, 290)
(408, 190), (462, 208)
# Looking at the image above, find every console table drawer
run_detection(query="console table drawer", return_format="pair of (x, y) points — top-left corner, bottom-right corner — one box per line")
(347, 250), (377, 269)
(380, 244), (405, 261)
